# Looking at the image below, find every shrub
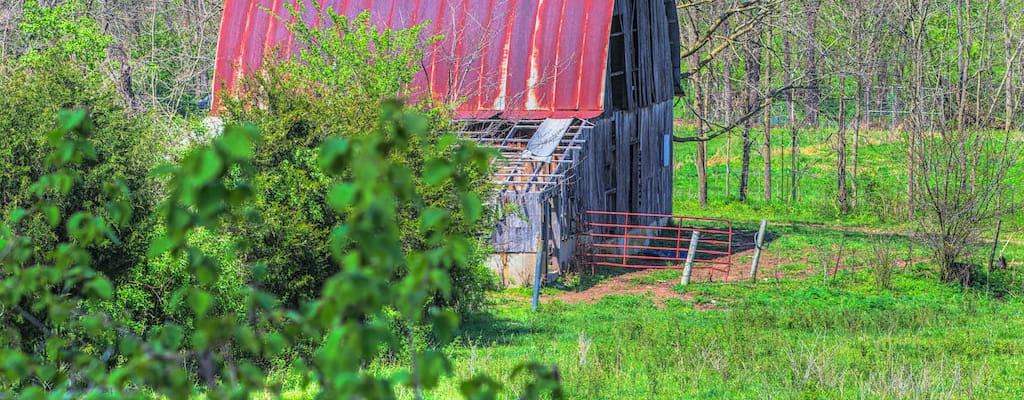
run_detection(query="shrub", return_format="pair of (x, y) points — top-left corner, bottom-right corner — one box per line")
(869, 237), (897, 290)
(0, 6), (166, 284)
(221, 9), (497, 310)
(0, 107), (561, 399)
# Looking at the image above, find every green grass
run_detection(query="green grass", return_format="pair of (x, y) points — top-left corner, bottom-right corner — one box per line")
(630, 269), (681, 285)
(671, 125), (1024, 231)
(363, 265), (1024, 399)
(272, 124), (1024, 399)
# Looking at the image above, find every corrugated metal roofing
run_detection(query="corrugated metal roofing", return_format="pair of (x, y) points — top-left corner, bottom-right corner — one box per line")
(213, 0), (616, 120)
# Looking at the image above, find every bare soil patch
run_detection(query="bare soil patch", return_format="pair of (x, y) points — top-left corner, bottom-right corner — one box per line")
(545, 270), (695, 308)
(546, 247), (789, 308)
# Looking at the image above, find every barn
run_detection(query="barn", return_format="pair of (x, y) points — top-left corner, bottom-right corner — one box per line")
(213, 0), (682, 286)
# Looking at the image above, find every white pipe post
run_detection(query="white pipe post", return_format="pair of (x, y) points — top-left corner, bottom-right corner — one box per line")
(681, 230), (700, 285)
(750, 219), (768, 282)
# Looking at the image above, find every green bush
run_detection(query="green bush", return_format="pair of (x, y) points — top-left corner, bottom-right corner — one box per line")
(222, 9), (497, 310)
(1, 107), (561, 399)
(0, 7), (165, 283)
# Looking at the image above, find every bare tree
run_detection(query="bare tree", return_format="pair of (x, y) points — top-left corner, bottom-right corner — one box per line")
(762, 20), (773, 202)
(737, 19), (764, 202)
(676, 0), (783, 206)
(911, 124), (1019, 283)
(801, 0), (822, 127)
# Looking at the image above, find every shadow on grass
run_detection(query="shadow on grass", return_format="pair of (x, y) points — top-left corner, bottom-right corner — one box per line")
(457, 309), (559, 348)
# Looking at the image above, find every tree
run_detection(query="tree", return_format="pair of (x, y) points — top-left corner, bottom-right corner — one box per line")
(910, 123), (1019, 284)
(675, 0), (791, 206)
(738, 18), (764, 202)
(801, 0), (822, 127)
(0, 105), (563, 400)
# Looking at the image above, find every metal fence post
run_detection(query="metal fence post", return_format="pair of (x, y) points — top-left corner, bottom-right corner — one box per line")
(681, 230), (700, 285)
(531, 199), (549, 312)
(750, 219), (768, 282)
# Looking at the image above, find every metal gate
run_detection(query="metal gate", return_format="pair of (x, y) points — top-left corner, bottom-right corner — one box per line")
(575, 211), (734, 280)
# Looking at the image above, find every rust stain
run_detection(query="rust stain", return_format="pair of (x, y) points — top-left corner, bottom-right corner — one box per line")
(213, 0), (615, 119)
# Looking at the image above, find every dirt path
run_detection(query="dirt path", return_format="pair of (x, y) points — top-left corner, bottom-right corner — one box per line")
(544, 220), (1018, 307)
(544, 270), (696, 308)
(546, 247), (780, 308)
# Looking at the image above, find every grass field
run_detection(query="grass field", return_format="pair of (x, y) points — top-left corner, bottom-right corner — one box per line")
(430, 271), (1024, 399)
(278, 129), (1024, 399)
(671, 125), (1024, 231)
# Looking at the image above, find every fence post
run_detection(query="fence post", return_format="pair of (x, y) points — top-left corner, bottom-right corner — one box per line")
(531, 199), (550, 312)
(750, 219), (768, 282)
(681, 230), (700, 285)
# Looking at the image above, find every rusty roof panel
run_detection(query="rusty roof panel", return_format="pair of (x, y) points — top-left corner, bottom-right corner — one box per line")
(213, 0), (615, 120)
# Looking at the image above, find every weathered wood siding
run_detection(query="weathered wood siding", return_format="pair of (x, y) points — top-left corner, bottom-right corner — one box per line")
(491, 0), (678, 260)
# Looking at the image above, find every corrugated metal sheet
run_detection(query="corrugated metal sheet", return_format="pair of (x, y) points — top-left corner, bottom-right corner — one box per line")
(213, 0), (616, 120)
(524, 118), (571, 161)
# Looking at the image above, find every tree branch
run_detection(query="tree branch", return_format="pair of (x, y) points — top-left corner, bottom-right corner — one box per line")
(674, 84), (804, 143)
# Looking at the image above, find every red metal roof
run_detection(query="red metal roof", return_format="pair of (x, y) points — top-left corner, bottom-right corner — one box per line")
(213, 0), (615, 120)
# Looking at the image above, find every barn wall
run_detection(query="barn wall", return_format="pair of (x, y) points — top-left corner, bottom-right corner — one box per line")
(576, 0), (677, 220)
(606, 0), (677, 111)
(485, 0), (679, 282)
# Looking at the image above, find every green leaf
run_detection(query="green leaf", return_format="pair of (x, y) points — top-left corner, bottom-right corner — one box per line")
(188, 289), (213, 318)
(57, 109), (86, 135)
(218, 125), (256, 160)
(251, 262), (268, 283)
(459, 375), (502, 400)
(327, 183), (357, 210)
(430, 308), (459, 344)
(415, 350), (451, 389)
(419, 207), (449, 232)
(9, 209), (27, 225)
(84, 277), (112, 300)
(461, 192), (483, 223)
(158, 324), (185, 351)
(43, 204), (60, 228)
(319, 138), (351, 175)
(423, 159), (453, 185)
(149, 164), (179, 177)
(189, 149), (224, 184)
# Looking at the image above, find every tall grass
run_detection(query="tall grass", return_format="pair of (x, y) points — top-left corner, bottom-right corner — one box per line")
(340, 265), (1024, 399)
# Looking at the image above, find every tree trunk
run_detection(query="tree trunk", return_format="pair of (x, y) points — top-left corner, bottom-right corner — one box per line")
(696, 141), (708, 207)
(852, 80), (863, 208)
(723, 21), (734, 199)
(740, 130), (754, 202)
(803, 0), (822, 128)
(1002, 0), (1015, 133)
(784, 24), (798, 204)
(791, 124), (799, 203)
(837, 80), (850, 214)
(692, 66), (709, 207)
(763, 23), (773, 203)
(739, 21), (764, 202)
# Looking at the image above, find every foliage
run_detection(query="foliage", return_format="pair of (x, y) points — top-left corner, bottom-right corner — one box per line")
(0, 110), (140, 397)
(15, 1), (112, 70)
(1, 106), (561, 399)
(222, 8), (496, 309)
(0, 16), (164, 284)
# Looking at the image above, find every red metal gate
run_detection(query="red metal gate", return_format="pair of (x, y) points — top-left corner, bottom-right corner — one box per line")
(575, 211), (734, 280)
